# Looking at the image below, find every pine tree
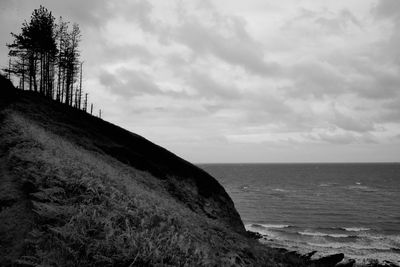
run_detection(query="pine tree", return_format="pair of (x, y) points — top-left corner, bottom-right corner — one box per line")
(56, 17), (68, 102)
(7, 6), (57, 95)
(5, 6), (94, 113)
(64, 23), (81, 106)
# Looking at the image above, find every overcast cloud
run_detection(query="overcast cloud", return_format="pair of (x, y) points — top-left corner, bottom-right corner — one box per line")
(1, 0), (399, 163)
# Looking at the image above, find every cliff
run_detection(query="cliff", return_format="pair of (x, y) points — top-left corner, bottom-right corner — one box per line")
(0, 75), (311, 266)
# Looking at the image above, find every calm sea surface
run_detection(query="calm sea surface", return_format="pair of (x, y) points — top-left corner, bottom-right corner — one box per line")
(199, 163), (400, 263)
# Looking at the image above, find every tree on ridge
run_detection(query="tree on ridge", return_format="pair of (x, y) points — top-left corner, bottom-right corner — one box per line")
(5, 6), (85, 110)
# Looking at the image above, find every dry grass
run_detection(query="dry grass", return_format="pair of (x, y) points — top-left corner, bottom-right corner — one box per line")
(3, 112), (207, 266)
(0, 105), (310, 266)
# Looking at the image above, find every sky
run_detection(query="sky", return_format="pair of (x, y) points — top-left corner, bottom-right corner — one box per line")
(1, 0), (399, 163)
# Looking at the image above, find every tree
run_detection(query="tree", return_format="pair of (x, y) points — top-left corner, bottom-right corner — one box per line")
(7, 6), (57, 94)
(5, 6), (95, 114)
(63, 23), (81, 106)
(55, 16), (68, 102)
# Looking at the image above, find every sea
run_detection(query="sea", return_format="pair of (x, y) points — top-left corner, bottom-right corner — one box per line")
(199, 163), (400, 264)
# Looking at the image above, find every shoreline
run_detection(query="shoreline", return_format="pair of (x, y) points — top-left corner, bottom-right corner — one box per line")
(247, 230), (400, 267)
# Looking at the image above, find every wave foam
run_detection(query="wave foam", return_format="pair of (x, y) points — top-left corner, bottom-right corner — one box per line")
(306, 242), (394, 251)
(347, 185), (378, 192)
(258, 224), (290, 229)
(245, 223), (292, 238)
(246, 223), (290, 229)
(271, 188), (290, 193)
(298, 231), (352, 238)
(342, 227), (370, 232)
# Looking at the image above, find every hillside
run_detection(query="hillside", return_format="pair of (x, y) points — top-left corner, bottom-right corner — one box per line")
(0, 75), (311, 266)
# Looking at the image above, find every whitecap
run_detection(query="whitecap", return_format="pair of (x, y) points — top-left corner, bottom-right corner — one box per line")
(343, 227), (370, 232)
(306, 242), (393, 251)
(258, 224), (291, 229)
(272, 188), (289, 192)
(347, 185), (377, 192)
(246, 223), (290, 229)
(245, 224), (277, 238)
(298, 231), (350, 238)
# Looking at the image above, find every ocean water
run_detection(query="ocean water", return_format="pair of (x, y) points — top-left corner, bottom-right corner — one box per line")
(200, 163), (400, 263)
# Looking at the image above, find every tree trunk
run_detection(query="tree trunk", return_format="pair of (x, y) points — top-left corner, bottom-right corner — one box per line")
(79, 62), (83, 109)
(21, 58), (25, 90)
(33, 57), (38, 92)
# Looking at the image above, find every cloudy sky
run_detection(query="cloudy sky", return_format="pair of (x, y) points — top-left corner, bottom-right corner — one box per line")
(1, 0), (400, 163)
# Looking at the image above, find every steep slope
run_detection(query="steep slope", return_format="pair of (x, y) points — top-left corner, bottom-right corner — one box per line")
(0, 76), (244, 233)
(0, 76), (306, 266)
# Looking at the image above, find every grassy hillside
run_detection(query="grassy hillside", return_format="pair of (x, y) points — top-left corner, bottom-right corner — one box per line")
(0, 76), (308, 266)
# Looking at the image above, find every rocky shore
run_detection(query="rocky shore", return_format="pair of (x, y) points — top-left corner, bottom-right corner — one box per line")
(247, 230), (400, 267)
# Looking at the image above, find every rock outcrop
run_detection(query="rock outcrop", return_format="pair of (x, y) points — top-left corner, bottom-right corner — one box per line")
(335, 259), (356, 267)
(310, 253), (345, 267)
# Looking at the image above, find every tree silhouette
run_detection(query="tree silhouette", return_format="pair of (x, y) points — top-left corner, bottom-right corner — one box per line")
(4, 6), (96, 114)
(63, 23), (81, 106)
(7, 6), (57, 94)
(56, 16), (69, 102)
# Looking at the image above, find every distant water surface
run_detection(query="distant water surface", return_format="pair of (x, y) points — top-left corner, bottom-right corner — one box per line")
(199, 163), (400, 263)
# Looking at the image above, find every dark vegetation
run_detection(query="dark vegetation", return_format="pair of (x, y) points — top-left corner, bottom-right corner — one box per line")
(4, 6), (97, 115)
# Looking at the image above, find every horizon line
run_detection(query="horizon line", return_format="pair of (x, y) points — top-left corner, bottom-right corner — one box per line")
(195, 161), (400, 165)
